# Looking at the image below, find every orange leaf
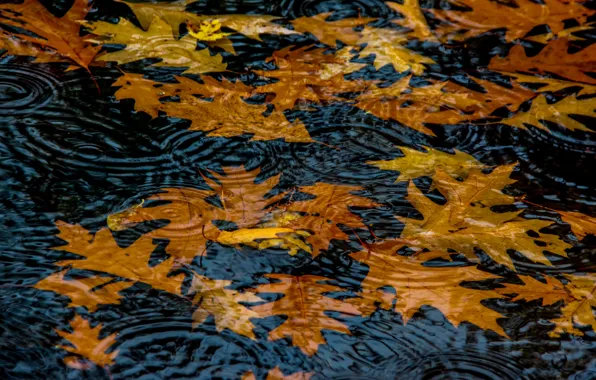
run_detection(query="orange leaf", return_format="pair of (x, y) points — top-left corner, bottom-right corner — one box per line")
(251, 274), (363, 356)
(0, 0), (100, 69)
(290, 12), (374, 47)
(489, 38), (596, 85)
(35, 270), (131, 312)
(56, 316), (118, 368)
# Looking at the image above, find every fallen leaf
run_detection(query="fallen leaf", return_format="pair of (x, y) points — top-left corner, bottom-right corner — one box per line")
(35, 270), (131, 312)
(191, 274), (262, 338)
(496, 275), (574, 306)
(550, 274), (596, 336)
(56, 315), (118, 368)
(559, 211), (596, 240)
(398, 165), (570, 269)
(352, 242), (506, 335)
(0, 0), (100, 69)
(53, 221), (186, 294)
(387, 0), (437, 41)
(431, 0), (594, 42)
(368, 146), (485, 182)
(489, 39), (596, 85)
(356, 26), (435, 74)
(499, 94), (596, 132)
(290, 12), (374, 47)
(251, 274), (362, 355)
(112, 73), (312, 142)
(84, 17), (227, 74)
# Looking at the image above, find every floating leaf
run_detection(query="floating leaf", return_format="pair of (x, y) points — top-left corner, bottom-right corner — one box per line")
(56, 316), (118, 368)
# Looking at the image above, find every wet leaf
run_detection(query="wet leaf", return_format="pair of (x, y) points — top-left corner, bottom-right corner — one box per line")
(112, 73), (311, 142)
(352, 242), (506, 335)
(500, 94), (596, 132)
(559, 211), (596, 240)
(84, 17), (227, 74)
(431, 0), (594, 42)
(251, 274), (363, 356)
(489, 39), (596, 85)
(35, 270), (131, 312)
(387, 0), (436, 41)
(191, 274), (262, 338)
(398, 165), (570, 269)
(368, 146), (485, 182)
(290, 12), (374, 47)
(56, 316), (118, 368)
(53, 222), (186, 294)
(0, 0), (100, 68)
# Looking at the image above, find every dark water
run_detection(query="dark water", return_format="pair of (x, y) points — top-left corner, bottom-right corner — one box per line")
(1, 0), (596, 379)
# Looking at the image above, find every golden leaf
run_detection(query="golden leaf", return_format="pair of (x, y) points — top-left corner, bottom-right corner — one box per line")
(496, 275), (574, 306)
(56, 316), (118, 368)
(35, 270), (131, 312)
(251, 274), (363, 356)
(368, 146), (485, 182)
(398, 165), (570, 269)
(352, 242), (506, 335)
(550, 274), (596, 337)
(387, 0), (437, 42)
(559, 211), (596, 240)
(191, 274), (262, 338)
(84, 17), (227, 74)
(356, 26), (435, 74)
(500, 94), (596, 132)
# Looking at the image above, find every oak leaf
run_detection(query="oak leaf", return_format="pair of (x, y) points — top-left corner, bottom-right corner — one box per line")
(430, 0), (594, 42)
(120, 0), (297, 47)
(398, 165), (570, 269)
(84, 17), (227, 74)
(497, 274), (596, 337)
(351, 242), (506, 335)
(255, 45), (368, 111)
(356, 26), (435, 74)
(499, 94), (596, 132)
(56, 316), (118, 368)
(243, 367), (314, 380)
(489, 39), (596, 85)
(354, 76), (534, 135)
(0, 0), (100, 69)
(387, 0), (436, 42)
(290, 12), (374, 47)
(559, 211), (596, 240)
(503, 73), (596, 96)
(549, 274), (596, 337)
(109, 166), (376, 259)
(35, 270), (131, 312)
(496, 275), (574, 306)
(53, 221), (186, 295)
(191, 274), (262, 338)
(368, 146), (485, 182)
(251, 274), (362, 356)
(112, 73), (312, 142)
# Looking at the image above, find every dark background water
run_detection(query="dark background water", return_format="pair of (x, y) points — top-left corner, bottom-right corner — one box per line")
(1, 0), (596, 378)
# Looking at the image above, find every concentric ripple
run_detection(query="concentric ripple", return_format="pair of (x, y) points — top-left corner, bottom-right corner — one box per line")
(0, 65), (59, 117)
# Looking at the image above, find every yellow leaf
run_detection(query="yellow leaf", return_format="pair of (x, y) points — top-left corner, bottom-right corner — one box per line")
(368, 146), (485, 182)
(398, 165), (570, 269)
(84, 17), (227, 74)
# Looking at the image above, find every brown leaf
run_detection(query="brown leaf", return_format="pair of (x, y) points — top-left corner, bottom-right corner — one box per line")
(56, 316), (118, 368)
(53, 222), (186, 294)
(34, 270), (131, 312)
(489, 39), (596, 85)
(113, 73), (311, 142)
(398, 165), (570, 269)
(251, 274), (362, 355)
(387, 0), (436, 41)
(354, 76), (534, 135)
(431, 0), (594, 42)
(351, 241), (506, 335)
(0, 0), (100, 68)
